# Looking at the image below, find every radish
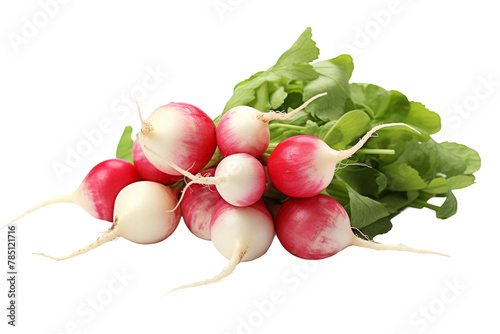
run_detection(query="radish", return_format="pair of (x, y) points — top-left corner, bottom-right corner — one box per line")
(35, 181), (181, 261)
(144, 147), (266, 207)
(181, 168), (223, 240)
(137, 101), (217, 176)
(267, 123), (420, 198)
(132, 140), (182, 185)
(166, 200), (275, 293)
(216, 93), (327, 157)
(1, 159), (141, 230)
(275, 194), (448, 259)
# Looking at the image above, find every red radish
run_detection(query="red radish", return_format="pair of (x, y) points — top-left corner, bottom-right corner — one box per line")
(181, 168), (223, 240)
(217, 93), (326, 157)
(35, 181), (181, 261)
(267, 123), (420, 198)
(166, 200), (275, 294)
(132, 140), (182, 185)
(1, 159), (141, 230)
(276, 194), (448, 259)
(137, 101), (217, 176)
(144, 147), (266, 207)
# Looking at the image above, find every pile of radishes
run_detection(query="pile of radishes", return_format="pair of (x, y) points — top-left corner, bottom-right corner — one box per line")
(2, 95), (448, 294)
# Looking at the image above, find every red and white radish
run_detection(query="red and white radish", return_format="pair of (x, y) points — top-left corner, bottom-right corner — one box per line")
(132, 140), (182, 185)
(35, 181), (181, 261)
(217, 93), (327, 157)
(181, 168), (223, 240)
(267, 123), (420, 198)
(144, 147), (266, 207)
(167, 200), (275, 294)
(138, 101), (217, 176)
(275, 194), (448, 259)
(1, 159), (141, 230)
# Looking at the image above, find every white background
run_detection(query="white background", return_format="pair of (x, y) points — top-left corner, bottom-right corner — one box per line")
(1, 0), (499, 333)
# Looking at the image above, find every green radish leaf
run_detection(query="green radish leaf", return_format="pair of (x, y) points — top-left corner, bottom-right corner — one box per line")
(436, 188), (458, 219)
(302, 54), (354, 121)
(116, 126), (134, 164)
(344, 183), (390, 229)
(350, 83), (390, 118)
(404, 102), (441, 134)
(358, 217), (393, 239)
(440, 142), (481, 174)
(382, 163), (427, 191)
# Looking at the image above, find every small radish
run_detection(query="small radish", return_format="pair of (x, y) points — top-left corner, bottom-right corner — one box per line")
(35, 181), (181, 261)
(132, 140), (182, 185)
(275, 194), (448, 259)
(144, 147), (266, 207)
(267, 123), (420, 198)
(1, 159), (141, 230)
(217, 93), (327, 157)
(181, 168), (223, 240)
(137, 101), (217, 176)
(166, 200), (275, 294)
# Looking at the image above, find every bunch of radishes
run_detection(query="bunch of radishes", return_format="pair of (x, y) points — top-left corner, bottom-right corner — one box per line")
(2, 95), (447, 294)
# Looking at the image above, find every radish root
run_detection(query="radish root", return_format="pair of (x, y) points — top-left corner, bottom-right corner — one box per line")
(34, 225), (120, 261)
(337, 123), (421, 161)
(1, 193), (76, 230)
(259, 92), (327, 122)
(164, 242), (249, 296)
(351, 236), (449, 257)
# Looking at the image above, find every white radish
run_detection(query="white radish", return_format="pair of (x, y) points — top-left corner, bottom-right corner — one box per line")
(216, 93), (326, 157)
(35, 181), (181, 261)
(166, 200), (275, 294)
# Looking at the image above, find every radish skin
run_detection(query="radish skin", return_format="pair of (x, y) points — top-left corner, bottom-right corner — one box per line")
(35, 181), (181, 261)
(138, 101), (216, 176)
(275, 195), (448, 259)
(268, 123), (421, 198)
(1, 159), (141, 230)
(132, 140), (182, 185)
(165, 200), (275, 294)
(217, 93), (327, 157)
(181, 168), (223, 240)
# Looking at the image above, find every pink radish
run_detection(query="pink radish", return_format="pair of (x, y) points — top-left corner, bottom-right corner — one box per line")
(35, 181), (181, 261)
(217, 93), (327, 157)
(181, 168), (223, 240)
(132, 140), (182, 185)
(275, 194), (448, 259)
(267, 123), (420, 198)
(144, 147), (266, 207)
(138, 101), (217, 176)
(1, 159), (141, 230)
(167, 200), (275, 293)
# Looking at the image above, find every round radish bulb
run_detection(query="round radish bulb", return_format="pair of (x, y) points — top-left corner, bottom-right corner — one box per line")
(132, 140), (182, 185)
(138, 102), (216, 176)
(267, 123), (420, 198)
(217, 93), (327, 157)
(35, 181), (181, 261)
(181, 168), (223, 240)
(143, 148), (266, 208)
(1, 159), (141, 230)
(276, 194), (448, 260)
(166, 200), (275, 294)
(214, 153), (266, 207)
